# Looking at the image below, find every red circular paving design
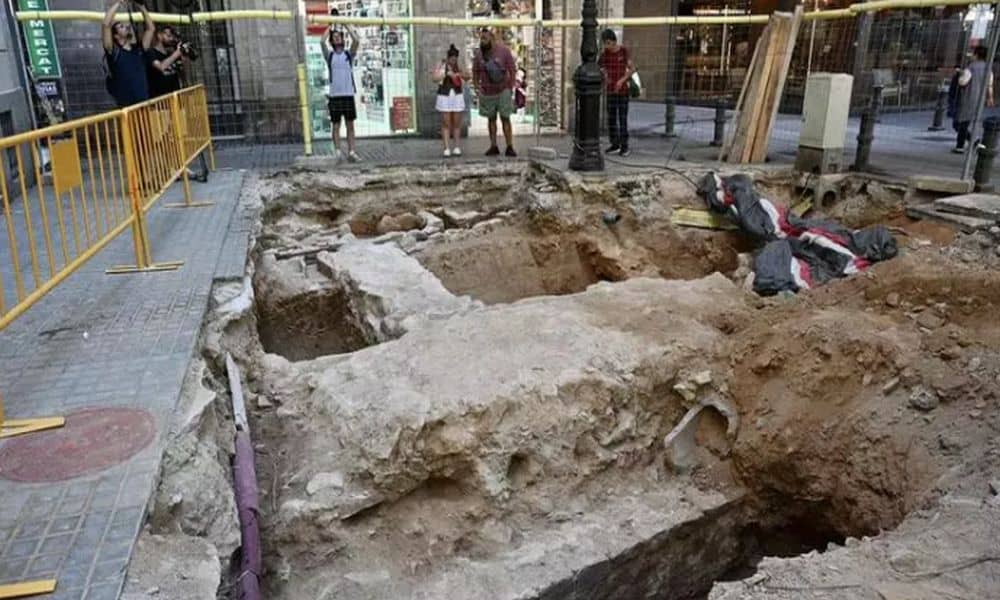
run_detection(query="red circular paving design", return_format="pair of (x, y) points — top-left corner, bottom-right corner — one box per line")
(0, 407), (157, 482)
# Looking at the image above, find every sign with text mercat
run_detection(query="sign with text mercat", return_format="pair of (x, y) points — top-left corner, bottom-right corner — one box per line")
(19, 0), (62, 79)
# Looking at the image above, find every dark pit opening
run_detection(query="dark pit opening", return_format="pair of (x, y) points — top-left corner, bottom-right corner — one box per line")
(252, 254), (375, 361)
(690, 504), (849, 599)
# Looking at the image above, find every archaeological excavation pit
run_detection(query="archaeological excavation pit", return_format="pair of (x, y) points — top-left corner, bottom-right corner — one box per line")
(139, 162), (1000, 600)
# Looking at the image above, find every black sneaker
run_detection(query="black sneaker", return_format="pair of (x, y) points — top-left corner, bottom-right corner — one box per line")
(619, 147), (632, 157)
(505, 146), (517, 158)
(605, 144), (620, 154)
(486, 146), (500, 156)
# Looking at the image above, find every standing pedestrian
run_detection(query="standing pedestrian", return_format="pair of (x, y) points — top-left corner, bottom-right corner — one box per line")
(598, 29), (635, 157)
(434, 44), (469, 157)
(473, 27), (517, 157)
(954, 45), (995, 154)
(146, 25), (208, 182)
(323, 25), (361, 163)
(102, 0), (154, 108)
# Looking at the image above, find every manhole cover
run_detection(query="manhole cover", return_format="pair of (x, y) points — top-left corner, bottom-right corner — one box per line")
(0, 407), (157, 482)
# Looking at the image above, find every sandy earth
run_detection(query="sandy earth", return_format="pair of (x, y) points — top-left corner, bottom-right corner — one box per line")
(125, 163), (1000, 599)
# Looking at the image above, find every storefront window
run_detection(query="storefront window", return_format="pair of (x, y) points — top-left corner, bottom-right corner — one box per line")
(306, 0), (417, 138)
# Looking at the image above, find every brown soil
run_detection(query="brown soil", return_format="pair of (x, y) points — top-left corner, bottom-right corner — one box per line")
(158, 164), (1000, 600)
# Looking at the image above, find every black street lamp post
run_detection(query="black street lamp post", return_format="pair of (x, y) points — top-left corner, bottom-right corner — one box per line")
(569, 0), (604, 171)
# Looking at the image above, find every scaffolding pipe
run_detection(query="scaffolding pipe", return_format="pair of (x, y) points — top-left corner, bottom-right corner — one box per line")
(297, 64), (313, 157)
(19, 0), (1000, 27)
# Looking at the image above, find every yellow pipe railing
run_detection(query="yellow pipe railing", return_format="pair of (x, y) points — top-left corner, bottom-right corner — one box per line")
(297, 63), (313, 157)
(15, 0), (990, 27)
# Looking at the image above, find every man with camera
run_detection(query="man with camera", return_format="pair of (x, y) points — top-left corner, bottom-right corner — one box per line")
(102, 0), (155, 107)
(145, 24), (208, 181)
(146, 25), (193, 97)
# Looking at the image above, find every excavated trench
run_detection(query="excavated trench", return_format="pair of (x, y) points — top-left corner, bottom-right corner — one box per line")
(135, 164), (1000, 600)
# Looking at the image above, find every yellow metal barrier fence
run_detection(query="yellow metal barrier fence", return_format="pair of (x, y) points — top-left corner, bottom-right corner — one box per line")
(0, 83), (213, 447)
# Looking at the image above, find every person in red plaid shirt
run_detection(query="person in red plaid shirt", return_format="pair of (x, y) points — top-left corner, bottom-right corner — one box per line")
(598, 29), (636, 157)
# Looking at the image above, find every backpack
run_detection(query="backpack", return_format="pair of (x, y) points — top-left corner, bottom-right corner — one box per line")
(484, 53), (505, 84)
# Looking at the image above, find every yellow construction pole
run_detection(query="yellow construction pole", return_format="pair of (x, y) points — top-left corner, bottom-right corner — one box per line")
(297, 63), (313, 157)
(164, 92), (213, 209)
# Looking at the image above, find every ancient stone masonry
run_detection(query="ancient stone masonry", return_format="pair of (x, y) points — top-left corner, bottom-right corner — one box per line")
(131, 163), (1000, 600)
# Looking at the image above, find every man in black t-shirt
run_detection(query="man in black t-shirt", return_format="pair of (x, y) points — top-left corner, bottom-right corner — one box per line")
(146, 25), (183, 98)
(146, 25), (208, 182)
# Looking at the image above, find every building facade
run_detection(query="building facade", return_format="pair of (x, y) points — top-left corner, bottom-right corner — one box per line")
(0, 0), (35, 182)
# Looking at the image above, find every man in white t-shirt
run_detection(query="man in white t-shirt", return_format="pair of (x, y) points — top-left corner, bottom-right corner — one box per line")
(323, 25), (361, 163)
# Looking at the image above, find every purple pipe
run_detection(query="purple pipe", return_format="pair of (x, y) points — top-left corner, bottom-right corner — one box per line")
(227, 354), (262, 600)
(234, 429), (262, 600)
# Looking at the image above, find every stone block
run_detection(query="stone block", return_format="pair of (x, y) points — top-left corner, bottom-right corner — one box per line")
(528, 146), (559, 161)
(908, 175), (974, 195)
(934, 193), (1000, 219)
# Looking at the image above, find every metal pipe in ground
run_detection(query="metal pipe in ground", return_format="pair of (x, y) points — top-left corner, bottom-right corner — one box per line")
(710, 102), (726, 147)
(664, 97), (677, 138)
(929, 88), (947, 131)
(870, 84), (883, 123)
(226, 354), (262, 600)
(853, 108), (875, 171)
(974, 117), (1000, 191)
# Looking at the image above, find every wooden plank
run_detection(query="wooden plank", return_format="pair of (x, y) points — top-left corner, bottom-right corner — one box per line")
(751, 8), (803, 163)
(720, 24), (764, 161)
(740, 20), (778, 163)
(734, 25), (771, 162)
(0, 580), (58, 599)
(729, 23), (773, 163)
(671, 208), (739, 230)
(747, 15), (785, 162)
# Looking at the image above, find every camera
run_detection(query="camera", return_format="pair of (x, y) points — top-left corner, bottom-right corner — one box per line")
(177, 41), (199, 60)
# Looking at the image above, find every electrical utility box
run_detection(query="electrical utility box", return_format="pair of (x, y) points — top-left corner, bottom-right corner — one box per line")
(796, 73), (854, 174)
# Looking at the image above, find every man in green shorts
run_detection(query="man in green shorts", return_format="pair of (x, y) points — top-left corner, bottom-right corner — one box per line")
(473, 27), (517, 157)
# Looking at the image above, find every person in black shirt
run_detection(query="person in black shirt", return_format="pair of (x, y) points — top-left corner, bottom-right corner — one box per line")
(145, 25), (208, 182)
(146, 25), (183, 98)
(102, 0), (154, 108)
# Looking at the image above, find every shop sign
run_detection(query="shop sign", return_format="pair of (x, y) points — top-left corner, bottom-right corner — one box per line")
(18, 0), (62, 79)
(391, 96), (413, 132)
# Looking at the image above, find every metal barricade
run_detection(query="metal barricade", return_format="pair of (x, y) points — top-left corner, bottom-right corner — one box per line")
(0, 85), (213, 441)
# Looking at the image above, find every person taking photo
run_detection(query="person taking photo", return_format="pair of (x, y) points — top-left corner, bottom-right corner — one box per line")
(434, 44), (470, 157)
(323, 24), (361, 163)
(102, 0), (154, 108)
(146, 25), (208, 182)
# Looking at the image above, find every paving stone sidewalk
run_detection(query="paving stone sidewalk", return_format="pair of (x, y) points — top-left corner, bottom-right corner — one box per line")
(214, 104), (1000, 179)
(0, 169), (249, 600)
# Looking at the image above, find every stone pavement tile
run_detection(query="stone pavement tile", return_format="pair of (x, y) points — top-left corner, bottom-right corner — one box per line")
(47, 587), (86, 600)
(0, 170), (247, 598)
(85, 582), (123, 600)
(0, 558), (29, 581)
(25, 552), (64, 578)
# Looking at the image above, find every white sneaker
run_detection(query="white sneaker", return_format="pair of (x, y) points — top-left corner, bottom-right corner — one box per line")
(348, 151), (361, 163)
(443, 148), (452, 157)
(333, 149), (343, 163)
(452, 147), (462, 156)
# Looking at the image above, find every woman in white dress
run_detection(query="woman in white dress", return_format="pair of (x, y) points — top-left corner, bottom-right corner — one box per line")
(434, 44), (469, 157)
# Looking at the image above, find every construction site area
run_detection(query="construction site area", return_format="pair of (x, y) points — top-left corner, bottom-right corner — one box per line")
(2, 1), (1000, 600)
(137, 157), (998, 600)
